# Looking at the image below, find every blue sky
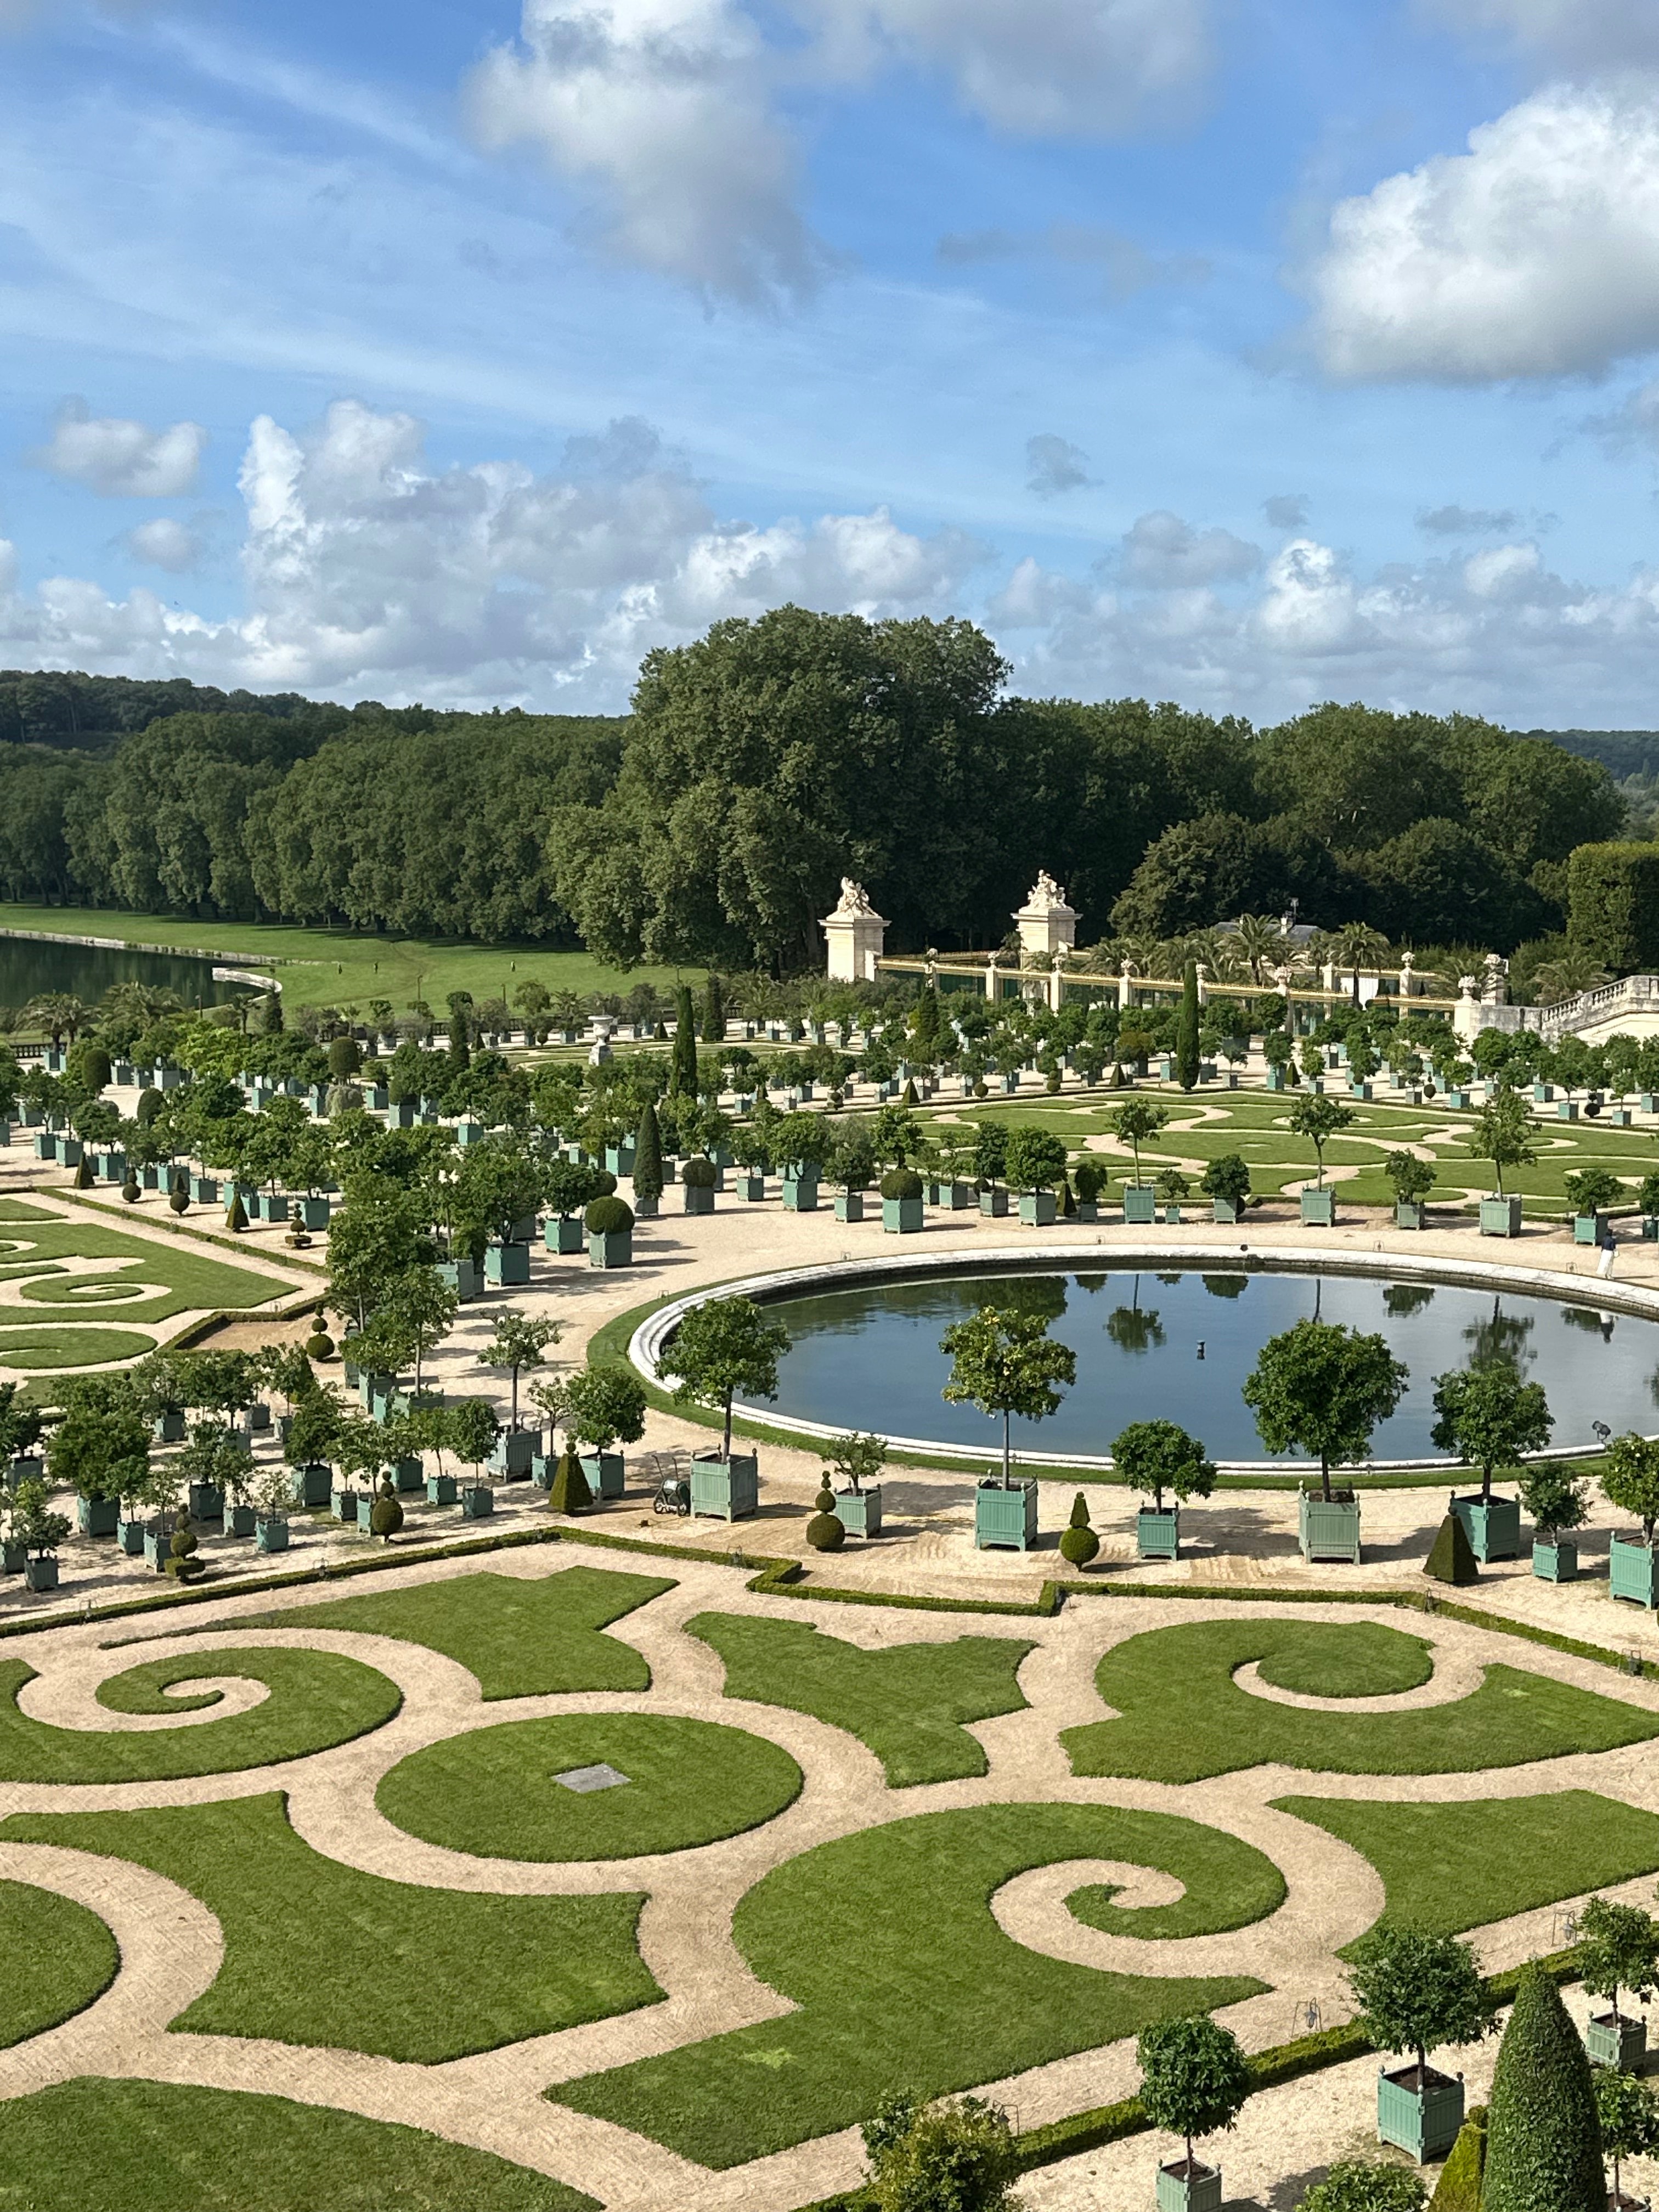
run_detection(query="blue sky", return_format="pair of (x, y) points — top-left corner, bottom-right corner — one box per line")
(2, 0), (1659, 723)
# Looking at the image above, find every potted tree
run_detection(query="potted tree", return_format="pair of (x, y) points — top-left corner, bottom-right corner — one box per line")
(1113, 1418), (1216, 1561)
(1201, 1153), (1250, 1224)
(1640, 1170), (1659, 1243)
(1430, 1360), (1550, 1562)
(778, 1114), (831, 1211)
(114, 1452), (153, 1554)
(0, 1388), (45, 1484)
(1244, 1318), (1407, 1563)
(450, 1398), (499, 1517)
(1579, 1894), (1659, 2073)
(562, 1363), (647, 1498)
(1596, 2066), (1659, 2212)
(585, 1193), (635, 1267)
(940, 1303), (1075, 1550)
(1006, 1128), (1069, 1226)
(1071, 1158), (1106, 1222)
(973, 1121), (1010, 1217)
(477, 1312), (560, 1477)
(829, 1122), (874, 1222)
(1137, 2013), (1250, 2211)
(658, 1294), (789, 1520)
(1518, 1459), (1589, 1582)
(1468, 1087), (1534, 1237)
(1385, 1149), (1436, 1229)
(731, 1124), (769, 1203)
(823, 1429), (885, 1537)
(283, 1385), (341, 1509)
(1109, 1099), (1169, 1223)
(14, 1478), (71, 1593)
(1288, 1093), (1353, 1225)
(541, 1158), (603, 1255)
(49, 1397), (148, 1539)
(1604, 1432), (1659, 1607)
(1347, 1925), (1493, 2162)
(253, 1459), (292, 1553)
(1156, 1167), (1190, 1224)
(1565, 1165), (1623, 1248)
(881, 1166), (925, 1233)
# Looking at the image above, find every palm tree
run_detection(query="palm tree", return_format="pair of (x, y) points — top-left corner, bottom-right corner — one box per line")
(1233, 913), (1286, 985)
(1532, 950), (1609, 1006)
(21, 993), (89, 1047)
(1321, 923), (1391, 1007)
(98, 982), (183, 1028)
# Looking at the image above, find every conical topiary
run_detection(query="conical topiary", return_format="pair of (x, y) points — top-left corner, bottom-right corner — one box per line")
(901, 1079), (919, 1108)
(1425, 1511), (1480, 1585)
(1482, 1967), (1603, 2212)
(369, 1477), (404, 1544)
(224, 1192), (249, 1233)
(548, 1445), (591, 1515)
(72, 1154), (94, 1188)
(1427, 2106), (1485, 2209)
(1059, 1489), (1100, 1568)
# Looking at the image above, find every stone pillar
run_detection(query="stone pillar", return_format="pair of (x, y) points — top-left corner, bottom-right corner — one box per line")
(1012, 871), (1078, 961)
(1454, 975), (1481, 1045)
(820, 879), (888, 984)
(1194, 962), (1209, 1007)
(985, 955), (1000, 1002)
(1118, 962), (1137, 1014)
(1398, 951), (1414, 1001)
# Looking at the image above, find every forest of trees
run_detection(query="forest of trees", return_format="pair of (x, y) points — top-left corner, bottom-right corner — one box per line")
(0, 614), (1628, 969)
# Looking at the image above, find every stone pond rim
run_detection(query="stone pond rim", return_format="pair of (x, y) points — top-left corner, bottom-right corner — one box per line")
(629, 1242), (1659, 1474)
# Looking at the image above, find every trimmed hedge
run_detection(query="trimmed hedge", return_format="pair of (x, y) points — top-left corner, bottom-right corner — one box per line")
(680, 1156), (716, 1189)
(1482, 1963), (1604, 2211)
(584, 1195), (634, 1233)
(878, 1169), (923, 1200)
(1567, 841), (1659, 970)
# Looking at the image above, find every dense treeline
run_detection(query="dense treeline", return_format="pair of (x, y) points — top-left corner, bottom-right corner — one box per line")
(0, 619), (1628, 960)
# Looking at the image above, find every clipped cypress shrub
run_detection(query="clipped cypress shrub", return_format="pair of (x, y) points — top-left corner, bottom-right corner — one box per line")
(327, 1035), (361, 1079)
(634, 1099), (664, 1203)
(1482, 1967), (1603, 2212)
(879, 1168), (923, 1201)
(680, 1156), (717, 1189)
(807, 1479), (845, 1551)
(72, 1155), (93, 1189)
(136, 1086), (164, 1126)
(548, 1446), (591, 1515)
(1176, 961), (1200, 1092)
(1427, 2106), (1485, 2210)
(1424, 1512), (1480, 1585)
(1059, 1491), (1100, 1567)
(224, 1192), (249, 1232)
(585, 1194), (635, 1234)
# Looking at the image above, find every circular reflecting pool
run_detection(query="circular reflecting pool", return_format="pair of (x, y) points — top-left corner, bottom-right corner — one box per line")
(739, 1267), (1659, 1462)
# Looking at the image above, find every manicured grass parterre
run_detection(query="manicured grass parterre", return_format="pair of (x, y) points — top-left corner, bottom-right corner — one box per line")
(376, 1711), (803, 1863)
(686, 1612), (1035, 1786)
(0, 2078), (600, 2212)
(1060, 1621), (1659, 1782)
(0, 1880), (119, 2049)
(0, 1327), (157, 1368)
(244, 1566), (676, 1700)
(0, 1792), (659, 2062)
(1276, 1788), (1659, 1947)
(0, 1206), (293, 1328)
(551, 1801), (1275, 2168)
(0, 1647), (402, 1784)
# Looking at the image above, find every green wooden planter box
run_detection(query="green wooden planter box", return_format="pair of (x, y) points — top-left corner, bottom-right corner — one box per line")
(835, 1485), (882, 1536)
(579, 1451), (626, 1499)
(737, 1173), (766, 1203)
(489, 1429), (539, 1479)
(975, 1478), (1037, 1550)
(1136, 1505), (1179, 1559)
(1266, 1068), (1288, 1091)
(979, 1187), (1009, 1217)
(1300, 1187), (1335, 1226)
(1020, 1191), (1058, 1226)
(781, 1172), (820, 1212)
(1533, 1537), (1578, 1581)
(835, 1192), (865, 1222)
(426, 1472), (459, 1505)
(1480, 1194), (1523, 1237)
(152, 1411), (185, 1444)
(683, 1184), (715, 1215)
(187, 1482), (225, 1523)
(288, 1463), (332, 1509)
(331, 1486), (359, 1523)
(1611, 1532), (1659, 1607)
(690, 1453), (759, 1521)
(883, 1195), (924, 1233)
(25, 1556), (59, 1593)
(588, 1228), (633, 1268)
(455, 1121), (485, 1147)
(1122, 1185), (1156, 1224)
(1299, 1486), (1362, 1563)
(76, 1495), (119, 1537)
(1450, 1493), (1521, 1561)
(9, 1454), (42, 1485)
(391, 1457), (424, 1492)
(460, 1482), (494, 1519)
(1447, 1088), (1470, 1108)
(927, 1181), (972, 1210)
(1075, 1199), (1098, 1222)
(1573, 1212), (1608, 1246)
(1155, 2160), (1222, 2212)
(1350, 1081), (1373, 1100)
(1558, 1099), (1579, 1120)
(353, 1492), (378, 1532)
(257, 1193), (290, 1223)
(142, 1528), (168, 1572)
(546, 1216), (584, 1254)
(255, 1515), (289, 1554)
(437, 1257), (482, 1300)
(604, 1143), (636, 1177)
(1587, 2011), (1648, 2070)
(115, 1517), (146, 1555)
(228, 1504), (256, 1537)
(485, 1240), (532, 1286)
(1377, 2066), (1464, 2162)
(1533, 1082), (1554, 1103)
(1212, 1198), (1243, 1223)
(298, 1196), (331, 1230)
(1395, 1201), (1427, 1229)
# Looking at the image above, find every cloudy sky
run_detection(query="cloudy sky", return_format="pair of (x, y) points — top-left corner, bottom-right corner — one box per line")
(4, 0), (1659, 724)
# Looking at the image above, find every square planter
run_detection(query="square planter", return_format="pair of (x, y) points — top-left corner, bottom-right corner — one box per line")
(437, 1257), (482, 1300)
(353, 1493), (379, 1531)
(1163, 1204), (1182, 1224)
(927, 1181), (972, 1211)
(489, 1429), (539, 1479)
(605, 1144), (636, 1178)
(1156, 2160), (1222, 2212)
(247, 1402), (272, 1432)
(1377, 2064), (1464, 2162)
(690, 1452), (759, 1521)
(1533, 1083), (1554, 1103)
(975, 1478), (1038, 1550)
(1300, 1187), (1335, 1226)
(546, 1216), (584, 1255)
(1480, 1194), (1523, 1237)
(979, 1187), (1009, 1217)
(578, 1451), (626, 1499)
(1212, 1198), (1243, 1223)
(1533, 1537), (1578, 1581)
(1122, 1186), (1157, 1225)
(426, 1472), (459, 1505)
(1558, 1100), (1579, 1121)
(115, 1517), (146, 1556)
(255, 1515), (290, 1554)
(1447, 1089), (1470, 1108)
(1136, 1505), (1180, 1560)
(24, 1556), (59, 1593)
(227, 1503), (256, 1537)
(484, 1241), (532, 1286)
(883, 1195), (924, 1233)
(152, 1412), (185, 1444)
(460, 1482), (494, 1519)
(258, 1193), (290, 1224)
(392, 1456), (425, 1492)
(835, 1192), (865, 1222)
(588, 1228), (634, 1268)
(189, 1176), (218, 1204)
(1020, 1190), (1058, 1227)
(143, 1528), (169, 1572)
(1266, 1068), (1288, 1091)
(1611, 1532), (1659, 1607)
(298, 1197), (331, 1231)
(331, 1486), (359, 1523)
(683, 1185), (715, 1215)
(1573, 1212), (1608, 1246)
(8, 1453), (42, 1485)
(1, 1539), (24, 1575)
(1450, 1493), (1521, 1562)
(188, 1482), (225, 1523)
(288, 1463), (332, 1509)
(835, 1485), (882, 1537)
(737, 1173), (766, 1203)
(781, 1173), (820, 1212)
(1587, 2011), (1649, 2071)
(76, 1495), (119, 1538)
(1075, 1199), (1098, 1223)
(1395, 1201), (1427, 1229)
(1350, 1081), (1373, 1101)
(455, 1121), (485, 1147)
(1299, 1486), (1362, 1564)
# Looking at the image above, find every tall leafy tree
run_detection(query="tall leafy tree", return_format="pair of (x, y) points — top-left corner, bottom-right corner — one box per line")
(939, 1304), (1076, 1487)
(1243, 1318), (1408, 1500)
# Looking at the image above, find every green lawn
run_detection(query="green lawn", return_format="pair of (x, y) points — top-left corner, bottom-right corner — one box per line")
(0, 2079), (598, 2212)
(1275, 1789), (1659, 1949)
(1060, 1621), (1659, 1783)
(551, 1802), (1274, 2168)
(0, 1880), (119, 2047)
(0, 1647), (401, 1784)
(0, 1207), (292, 1329)
(686, 1613), (1035, 1787)
(0, 902), (699, 1019)
(242, 1565), (676, 1700)
(0, 1327), (157, 1368)
(0, 1793), (658, 2063)
(377, 1712), (802, 1863)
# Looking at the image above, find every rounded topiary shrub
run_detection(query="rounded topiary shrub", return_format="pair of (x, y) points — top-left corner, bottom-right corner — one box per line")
(806, 1500), (845, 1550)
(681, 1156), (717, 1189)
(1073, 1160), (1106, 1204)
(879, 1169), (923, 1201)
(1059, 1491), (1100, 1567)
(594, 1170), (618, 1197)
(136, 1087), (164, 1127)
(121, 1175), (140, 1205)
(585, 1195), (635, 1234)
(304, 1309), (335, 1361)
(370, 1480), (404, 1542)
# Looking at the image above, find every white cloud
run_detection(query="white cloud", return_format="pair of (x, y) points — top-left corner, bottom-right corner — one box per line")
(1305, 81), (1659, 381)
(1117, 509), (1261, 588)
(125, 517), (202, 572)
(1419, 0), (1659, 72)
(462, 0), (820, 303)
(1026, 434), (1093, 498)
(33, 399), (207, 496)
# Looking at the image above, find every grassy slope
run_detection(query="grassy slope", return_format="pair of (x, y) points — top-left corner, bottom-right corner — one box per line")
(0, 1880), (119, 2048)
(686, 1612), (1035, 1786)
(0, 902), (698, 1015)
(0, 1647), (401, 1784)
(0, 2079), (597, 2212)
(242, 1564), (675, 1699)
(376, 1712), (802, 1863)
(1275, 1788), (1659, 1948)
(0, 1793), (658, 2063)
(1060, 1620), (1659, 1783)
(551, 1801), (1276, 2168)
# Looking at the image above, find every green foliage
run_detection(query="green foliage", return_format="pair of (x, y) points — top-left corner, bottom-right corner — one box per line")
(881, 1166), (924, 1199)
(562, 1363), (647, 1452)
(1384, 1149), (1437, 1204)
(1577, 1893), (1659, 2016)
(1564, 1165), (1623, 1215)
(865, 2094), (1022, 2212)
(547, 1444), (592, 1514)
(1200, 1151), (1251, 1204)
(1482, 1963), (1604, 2212)
(46, 1398), (149, 1498)
(633, 1097), (664, 1202)
(1286, 1093), (1355, 1183)
(1112, 1419), (1216, 1511)
(1424, 1513), (1480, 1585)
(1107, 1097), (1170, 1182)
(1516, 1460), (1589, 1539)
(583, 1194), (634, 1233)
(1059, 1489), (1099, 1566)
(823, 1430), (885, 1493)
(1243, 1318), (1408, 1496)
(1299, 2159), (1426, 2211)
(939, 1302), (1076, 1483)
(659, 1294), (791, 1455)
(1602, 1431), (1659, 1542)
(1344, 1927), (1494, 2075)
(368, 1479), (403, 1541)
(1567, 841), (1659, 970)
(806, 1504), (846, 1549)
(1466, 1088), (1536, 1196)
(1175, 960), (1201, 1091)
(1426, 2110), (1486, 2210)
(1005, 1126), (1068, 1192)
(1594, 2068), (1659, 2202)
(1137, 2012), (1250, 2160)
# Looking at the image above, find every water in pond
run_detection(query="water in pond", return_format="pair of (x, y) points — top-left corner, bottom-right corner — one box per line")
(743, 1268), (1659, 1461)
(0, 933), (252, 1013)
